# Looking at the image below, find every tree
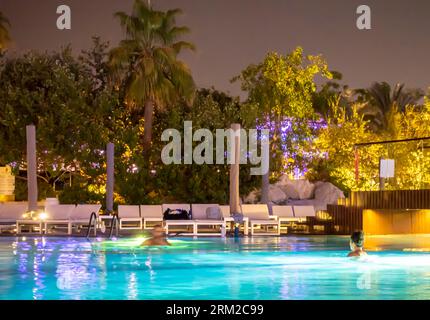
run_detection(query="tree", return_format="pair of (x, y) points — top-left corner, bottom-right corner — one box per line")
(234, 47), (332, 202)
(308, 95), (430, 192)
(312, 71), (354, 120)
(0, 42), (118, 201)
(356, 82), (423, 133)
(113, 88), (259, 205)
(308, 98), (381, 191)
(110, 0), (195, 156)
(0, 11), (11, 52)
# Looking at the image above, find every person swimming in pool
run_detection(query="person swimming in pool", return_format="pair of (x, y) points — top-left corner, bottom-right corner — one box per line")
(141, 226), (171, 246)
(348, 230), (367, 257)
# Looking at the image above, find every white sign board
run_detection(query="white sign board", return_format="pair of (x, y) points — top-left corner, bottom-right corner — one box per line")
(380, 159), (395, 178)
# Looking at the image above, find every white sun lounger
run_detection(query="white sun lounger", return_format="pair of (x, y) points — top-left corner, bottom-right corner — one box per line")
(241, 204), (279, 236)
(219, 205), (231, 219)
(118, 205), (142, 230)
(44, 204), (76, 235)
(271, 205), (297, 234)
(191, 204), (226, 236)
(140, 205), (163, 229)
(293, 205), (316, 221)
(69, 204), (102, 232)
(0, 203), (27, 233)
(163, 204), (194, 235)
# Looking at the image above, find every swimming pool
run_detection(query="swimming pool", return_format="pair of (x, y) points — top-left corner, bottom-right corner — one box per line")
(1, 235), (430, 300)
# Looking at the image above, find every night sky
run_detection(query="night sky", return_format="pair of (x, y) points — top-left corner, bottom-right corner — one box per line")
(1, 0), (429, 97)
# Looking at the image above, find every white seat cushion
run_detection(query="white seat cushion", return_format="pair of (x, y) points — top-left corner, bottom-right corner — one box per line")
(140, 205), (163, 218)
(293, 206), (316, 218)
(241, 204), (270, 220)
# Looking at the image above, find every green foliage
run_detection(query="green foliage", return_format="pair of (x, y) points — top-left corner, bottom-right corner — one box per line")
(14, 177), (56, 201)
(308, 96), (430, 192)
(356, 82), (424, 133)
(58, 176), (105, 205)
(0, 39), (119, 205)
(308, 99), (381, 191)
(382, 101), (430, 190)
(312, 71), (354, 120)
(113, 88), (260, 205)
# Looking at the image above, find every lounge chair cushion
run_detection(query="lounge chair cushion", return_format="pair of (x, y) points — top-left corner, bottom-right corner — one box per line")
(206, 207), (222, 220)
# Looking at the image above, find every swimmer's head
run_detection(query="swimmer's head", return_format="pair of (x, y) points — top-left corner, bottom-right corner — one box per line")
(350, 230), (364, 250)
(151, 226), (165, 238)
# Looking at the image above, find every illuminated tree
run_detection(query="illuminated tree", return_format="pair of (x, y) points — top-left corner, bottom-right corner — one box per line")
(308, 97), (381, 191)
(309, 95), (430, 192)
(234, 47), (332, 202)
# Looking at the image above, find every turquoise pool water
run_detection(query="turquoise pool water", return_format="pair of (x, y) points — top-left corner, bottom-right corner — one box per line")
(1, 235), (430, 300)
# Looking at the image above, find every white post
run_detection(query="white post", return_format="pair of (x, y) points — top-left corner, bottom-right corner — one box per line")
(26, 125), (38, 212)
(106, 143), (114, 213)
(229, 124), (241, 215)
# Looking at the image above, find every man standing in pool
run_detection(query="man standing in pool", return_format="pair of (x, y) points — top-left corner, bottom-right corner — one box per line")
(348, 230), (367, 257)
(141, 226), (171, 246)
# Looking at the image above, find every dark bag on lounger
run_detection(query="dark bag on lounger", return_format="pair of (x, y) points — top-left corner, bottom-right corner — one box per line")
(163, 208), (191, 220)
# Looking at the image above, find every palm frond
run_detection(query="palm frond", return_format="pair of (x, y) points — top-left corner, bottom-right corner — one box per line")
(0, 11), (11, 50)
(172, 41), (196, 54)
(110, 0), (195, 111)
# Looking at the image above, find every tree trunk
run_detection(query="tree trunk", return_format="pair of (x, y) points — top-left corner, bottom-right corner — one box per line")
(142, 100), (154, 153)
(261, 112), (274, 204)
(261, 171), (270, 204)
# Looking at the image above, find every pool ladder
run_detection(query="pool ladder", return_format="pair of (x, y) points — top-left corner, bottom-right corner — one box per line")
(86, 211), (119, 239)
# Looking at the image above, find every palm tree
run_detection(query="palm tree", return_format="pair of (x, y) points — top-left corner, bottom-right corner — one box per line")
(110, 0), (195, 152)
(357, 82), (423, 132)
(0, 11), (11, 51)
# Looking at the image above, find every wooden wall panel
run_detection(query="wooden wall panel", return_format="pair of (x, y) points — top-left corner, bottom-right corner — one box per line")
(327, 191), (430, 235)
(363, 210), (392, 235)
(347, 190), (430, 210)
(362, 209), (430, 235)
(411, 210), (430, 234)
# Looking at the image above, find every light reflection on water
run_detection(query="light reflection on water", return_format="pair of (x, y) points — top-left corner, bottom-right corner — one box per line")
(0, 235), (430, 299)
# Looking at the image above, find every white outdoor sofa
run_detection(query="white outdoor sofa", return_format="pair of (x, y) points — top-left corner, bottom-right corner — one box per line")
(162, 204), (194, 236)
(271, 205), (297, 234)
(191, 204), (226, 236)
(0, 203), (27, 233)
(241, 204), (280, 236)
(118, 205), (142, 230)
(140, 205), (163, 229)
